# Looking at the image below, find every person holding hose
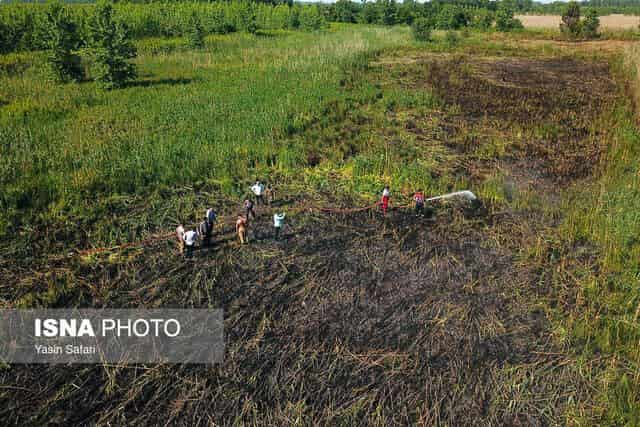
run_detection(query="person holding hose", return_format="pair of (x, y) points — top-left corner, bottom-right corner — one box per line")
(380, 186), (391, 216)
(413, 189), (425, 216)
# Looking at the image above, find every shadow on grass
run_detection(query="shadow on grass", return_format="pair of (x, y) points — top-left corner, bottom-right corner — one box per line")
(124, 77), (195, 89)
(254, 30), (292, 38)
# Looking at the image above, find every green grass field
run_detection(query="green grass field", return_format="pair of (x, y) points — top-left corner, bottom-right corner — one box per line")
(1, 26), (410, 230)
(1, 24), (639, 424)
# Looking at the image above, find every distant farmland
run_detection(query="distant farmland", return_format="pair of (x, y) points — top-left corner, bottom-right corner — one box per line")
(517, 14), (640, 29)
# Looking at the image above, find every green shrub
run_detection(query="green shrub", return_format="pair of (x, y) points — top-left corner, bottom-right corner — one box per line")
(444, 30), (459, 47)
(0, 20), (14, 54)
(471, 9), (494, 31)
(299, 5), (325, 31)
(288, 6), (301, 29)
(582, 9), (600, 39)
(380, 0), (397, 26)
(495, 7), (523, 32)
(43, 2), (84, 83)
(435, 4), (468, 30)
(334, 0), (357, 23)
(361, 2), (379, 24)
(89, 1), (136, 89)
(186, 13), (205, 49)
(396, 0), (415, 25)
(560, 1), (582, 38)
(412, 17), (432, 42)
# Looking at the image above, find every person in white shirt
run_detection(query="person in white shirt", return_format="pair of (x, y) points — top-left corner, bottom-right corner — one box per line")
(175, 224), (185, 256)
(273, 212), (285, 240)
(251, 180), (265, 206)
(183, 228), (198, 258)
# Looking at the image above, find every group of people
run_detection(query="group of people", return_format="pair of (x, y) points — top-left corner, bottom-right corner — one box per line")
(175, 182), (430, 258)
(175, 207), (218, 258)
(175, 181), (285, 258)
(379, 186), (430, 217)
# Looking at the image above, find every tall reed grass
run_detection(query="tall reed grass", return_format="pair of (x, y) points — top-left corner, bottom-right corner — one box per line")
(0, 25), (410, 232)
(560, 47), (640, 425)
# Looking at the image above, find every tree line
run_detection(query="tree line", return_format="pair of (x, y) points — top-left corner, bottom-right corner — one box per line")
(0, 0), (610, 86)
(528, 0), (640, 15)
(320, 0), (523, 30)
(37, 0), (136, 87)
(0, 1), (326, 55)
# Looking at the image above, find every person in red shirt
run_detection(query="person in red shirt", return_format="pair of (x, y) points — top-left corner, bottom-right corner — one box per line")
(414, 190), (425, 216)
(380, 186), (391, 216)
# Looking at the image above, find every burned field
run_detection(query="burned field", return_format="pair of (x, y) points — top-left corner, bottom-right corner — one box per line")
(0, 51), (619, 424)
(385, 53), (616, 185)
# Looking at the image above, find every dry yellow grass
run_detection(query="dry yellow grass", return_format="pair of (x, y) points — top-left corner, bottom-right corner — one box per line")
(516, 14), (640, 30)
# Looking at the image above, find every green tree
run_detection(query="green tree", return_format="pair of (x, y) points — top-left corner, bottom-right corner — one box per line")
(560, 1), (582, 38)
(380, 0), (397, 26)
(44, 2), (84, 83)
(0, 21), (15, 54)
(495, 6), (523, 31)
(412, 17), (432, 41)
(299, 5), (325, 31)
(187, 13), (205, 49)
(288, 6), (301, 29)
(361, 1), (379, 24)
(435, 4), (468, 30)
(582, 9), (600, 39)
(471, 9), (494, 31)
(334, 0), (356, 23)
(238, 2), (258, 34)
(89, 1), (137, 89)
(397, 0), (416, 25)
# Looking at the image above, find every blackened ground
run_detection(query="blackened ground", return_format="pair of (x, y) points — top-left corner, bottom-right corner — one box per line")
(397, 55), (616, 184)
(0, 203), (590, 425)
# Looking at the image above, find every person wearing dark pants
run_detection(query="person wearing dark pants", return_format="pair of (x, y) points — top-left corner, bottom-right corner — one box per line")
(183, 228), (198, 258)
(251, 180), (264, 206)
(198, 218), (212, 247)
(244, 199), (256, 220)
(273, 212), (285, 240)
(414, 190), (425, 216)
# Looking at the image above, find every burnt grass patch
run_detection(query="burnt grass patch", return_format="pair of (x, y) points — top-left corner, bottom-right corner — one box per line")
(1, 207), (584, 425)
(0, 52), (616, 425)
(398, 55), (617, 185)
